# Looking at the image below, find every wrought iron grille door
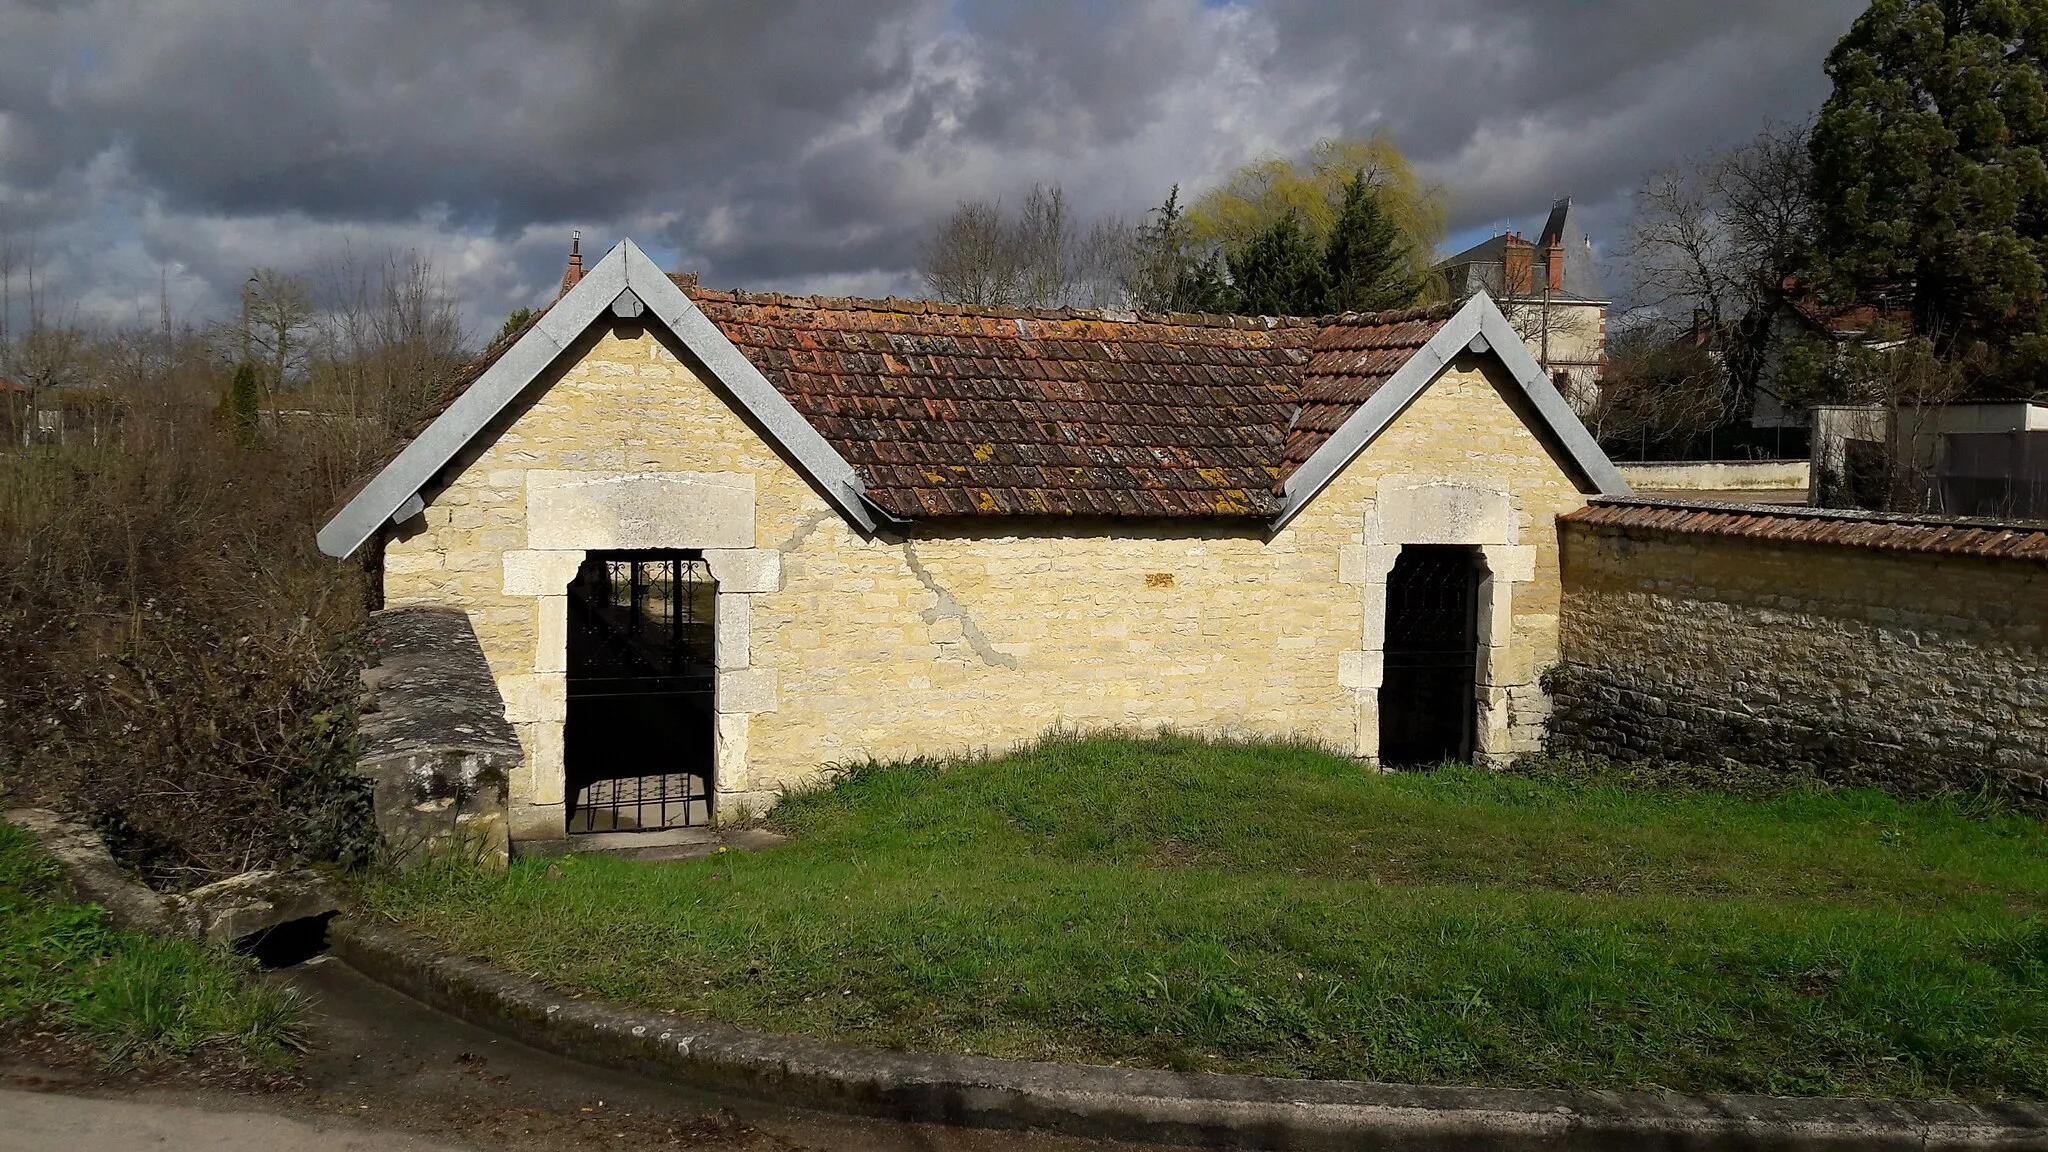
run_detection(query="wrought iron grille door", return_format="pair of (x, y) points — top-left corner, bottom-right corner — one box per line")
(1377, 545), (1482, 767)
(564, 553), (717, 832)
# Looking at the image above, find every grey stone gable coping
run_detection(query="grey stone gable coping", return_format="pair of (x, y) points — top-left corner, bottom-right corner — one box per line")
(1272, 291), (1630, 535)
(316, 239), (877, 560)
(331, 917), (2048, 1151)
(615, 242), (880, 534)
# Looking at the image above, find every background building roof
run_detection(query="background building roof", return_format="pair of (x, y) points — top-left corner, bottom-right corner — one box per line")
(1439, 198), (1606, 302)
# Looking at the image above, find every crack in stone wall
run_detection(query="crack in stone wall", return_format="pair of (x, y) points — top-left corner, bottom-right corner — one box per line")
(901, 538), (1020, 670)
(776, 509), (834, 554)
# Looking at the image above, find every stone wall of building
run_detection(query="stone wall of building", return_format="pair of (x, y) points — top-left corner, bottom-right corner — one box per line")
(380, 320), (1588, 845)
(1550, 508), (2048, 796)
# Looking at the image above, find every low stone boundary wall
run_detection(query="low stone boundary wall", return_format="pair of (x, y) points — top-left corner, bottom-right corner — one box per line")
(1550, 499), (2048, 796)
(358, 607), (518, 866)
(1615, 459), (1811, 493)
(4, 808), (338, 945)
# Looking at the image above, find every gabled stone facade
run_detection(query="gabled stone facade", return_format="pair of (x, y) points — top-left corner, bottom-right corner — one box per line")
(333, 240), (1624, 851)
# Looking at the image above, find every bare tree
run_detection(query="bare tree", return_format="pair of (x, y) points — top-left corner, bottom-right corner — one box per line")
(304, 246), (467, 492)
(370, 250), (465, 432)
(922, 199), (1019, 305)
(0, 239), (92, 447)
(242, 268), (317, 398)
(1010, 184), (1077, 308)
(1629, 167), (1733, 332)
(1073, 215), (1140, 309)
(1626, 120), (1816, 411)
(1582, 317), (1730, 456)
(921, 184), (1131, 309)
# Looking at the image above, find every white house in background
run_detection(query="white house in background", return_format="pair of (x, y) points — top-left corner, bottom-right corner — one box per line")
(1437, 198), (1609, 411)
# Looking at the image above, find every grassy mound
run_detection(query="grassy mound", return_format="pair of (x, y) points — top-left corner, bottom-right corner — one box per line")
(0, 822), (305, 1068)
(368, 735), (2048, 1098)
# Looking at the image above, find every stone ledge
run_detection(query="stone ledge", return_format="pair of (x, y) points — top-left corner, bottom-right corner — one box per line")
(3, 808), (172, 933)
(358, 607), (518, 866)
(331, 917), (2048, 1152)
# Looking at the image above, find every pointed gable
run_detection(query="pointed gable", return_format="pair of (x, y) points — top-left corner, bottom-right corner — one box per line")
(319, 240), (1626, 558)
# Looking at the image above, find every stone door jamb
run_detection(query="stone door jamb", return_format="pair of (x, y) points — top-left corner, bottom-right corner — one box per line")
(1336, 478), (1535, 765)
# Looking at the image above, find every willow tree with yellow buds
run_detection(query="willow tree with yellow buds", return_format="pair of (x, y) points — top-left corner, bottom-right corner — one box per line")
(1188, 135), (1450, 298)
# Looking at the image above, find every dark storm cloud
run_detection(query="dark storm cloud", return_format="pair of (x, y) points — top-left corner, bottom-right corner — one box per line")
(5, 0), (924, 224)
(0, 0), (1868, 327)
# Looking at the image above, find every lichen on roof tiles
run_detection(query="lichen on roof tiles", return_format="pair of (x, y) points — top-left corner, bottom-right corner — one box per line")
(688, 285), (1456, 519)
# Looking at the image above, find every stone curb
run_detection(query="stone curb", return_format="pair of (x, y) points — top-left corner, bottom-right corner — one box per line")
(331, 916), (2048, 1151)
(4, 808), (339, 946)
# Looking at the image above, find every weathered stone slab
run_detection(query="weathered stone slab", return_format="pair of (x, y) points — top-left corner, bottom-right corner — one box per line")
(166, 869), (340, 946)
(525, 470), (755, 551)
(3, 809), (339, 946)
(358, 607), (518, 867)
(1371, 479), (1515, 546)
(703, 548), (781, 593)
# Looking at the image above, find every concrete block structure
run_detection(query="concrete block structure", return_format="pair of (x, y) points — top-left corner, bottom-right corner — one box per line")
(320, 240), (1627, 852)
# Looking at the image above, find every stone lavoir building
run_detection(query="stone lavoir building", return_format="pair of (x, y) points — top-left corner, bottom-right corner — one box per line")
(321, 240), (1627, 850)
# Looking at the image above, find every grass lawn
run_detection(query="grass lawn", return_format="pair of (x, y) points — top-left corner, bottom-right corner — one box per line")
(366, 735), (2048, 1099)
(0, 821), (305, 1068)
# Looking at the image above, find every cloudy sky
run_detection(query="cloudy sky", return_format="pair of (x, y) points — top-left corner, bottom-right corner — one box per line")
(0, 0), (1868, 341)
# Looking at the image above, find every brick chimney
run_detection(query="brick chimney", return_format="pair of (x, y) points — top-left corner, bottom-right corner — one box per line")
(1546, 239), (1565, 293)
(1502, 233), (1534, 296)
(558, 230), (584, 298)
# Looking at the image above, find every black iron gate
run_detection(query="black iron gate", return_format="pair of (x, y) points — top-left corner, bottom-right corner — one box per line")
(1378, 545), (1482, 767)
(564, 553), (716, 833)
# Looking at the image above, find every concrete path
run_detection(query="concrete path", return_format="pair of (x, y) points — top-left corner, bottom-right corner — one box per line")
(0, 1087), (466, 1151)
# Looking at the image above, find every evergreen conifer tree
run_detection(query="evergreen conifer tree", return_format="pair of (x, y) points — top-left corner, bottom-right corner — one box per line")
(1323, 170), (1426, 313)
(1810, 0), (2048, 389)
(225, 362), (260, 448)
(1226, 211), (1328, 316)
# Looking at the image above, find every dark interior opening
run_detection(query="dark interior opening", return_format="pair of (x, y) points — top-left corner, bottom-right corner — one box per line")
(564, 552), (717, 833)
(1378, 544), (1483, 767)
(235, 912), (335, 969)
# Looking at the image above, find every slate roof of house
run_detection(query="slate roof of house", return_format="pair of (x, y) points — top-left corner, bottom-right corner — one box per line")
(1566, 498), (2048, 561)
(1438, 197), (1607, 302)
(686, 285), (1453, 518)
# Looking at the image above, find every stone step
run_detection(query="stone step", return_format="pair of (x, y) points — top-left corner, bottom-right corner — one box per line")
(565, 826), (717, 854)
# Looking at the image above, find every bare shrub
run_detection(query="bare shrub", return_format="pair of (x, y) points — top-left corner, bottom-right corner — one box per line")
(0, 249), (467, 888)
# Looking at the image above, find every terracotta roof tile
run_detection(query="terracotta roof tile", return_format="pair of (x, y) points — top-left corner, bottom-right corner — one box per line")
(339, 286), (1461, 523)
(689, 286), (1455, 519)
(1565, 498), (2048, 562)
(1282, 310), (1450, 469)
